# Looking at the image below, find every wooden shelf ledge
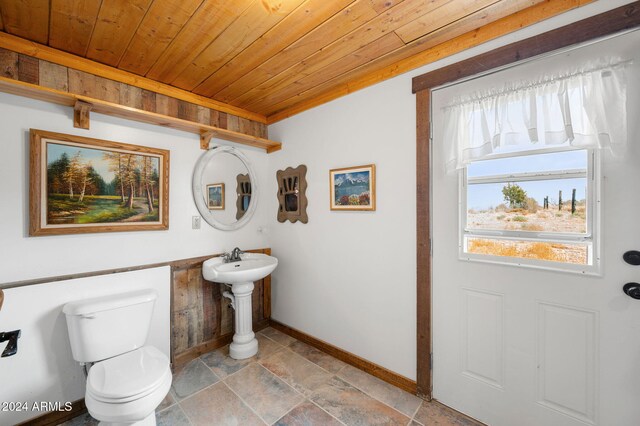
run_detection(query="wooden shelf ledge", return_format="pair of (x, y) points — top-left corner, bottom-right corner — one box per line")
(0, 76), (282, 153)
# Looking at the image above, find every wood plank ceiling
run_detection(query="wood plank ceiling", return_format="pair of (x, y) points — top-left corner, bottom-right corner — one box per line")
(0, 0), (593, 123)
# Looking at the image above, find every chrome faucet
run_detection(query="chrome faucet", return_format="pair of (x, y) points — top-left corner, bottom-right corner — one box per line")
(229, 247), (244, 262)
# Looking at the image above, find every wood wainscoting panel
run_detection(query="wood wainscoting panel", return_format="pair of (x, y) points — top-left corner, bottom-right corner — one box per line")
(1, 249), (272, 422)
(170, 248), (272, 370)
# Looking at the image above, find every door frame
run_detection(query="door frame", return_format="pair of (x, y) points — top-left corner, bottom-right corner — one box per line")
(413, 1), (640, 400)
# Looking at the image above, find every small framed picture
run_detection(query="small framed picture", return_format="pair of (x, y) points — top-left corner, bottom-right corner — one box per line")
(207, 183), (225, 210)
(329, 164), (376, 211)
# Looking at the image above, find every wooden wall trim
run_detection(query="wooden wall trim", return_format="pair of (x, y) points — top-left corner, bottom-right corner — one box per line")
(411, 0), (640, 406)
(270, 320), (417, 395)
(0, 77), (280, 152)
(0, 261), (172, 290)
(16, 399), (86, 426)
(0, 56), (278, 151)
(415, 89), (432, 400)
(412, 1), (640, 93)
(8, 248), (272, 425)
(0, 249), (271, 289)
(0, 32), (266, 124)
(262, 248), (272, 319)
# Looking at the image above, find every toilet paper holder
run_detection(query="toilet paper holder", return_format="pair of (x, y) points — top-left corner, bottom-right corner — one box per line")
(0, 330), (20, 357)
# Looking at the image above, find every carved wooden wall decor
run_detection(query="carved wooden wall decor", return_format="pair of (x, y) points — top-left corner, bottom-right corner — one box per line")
(277, 165), (308, 224)
(236, 174), (251, 220)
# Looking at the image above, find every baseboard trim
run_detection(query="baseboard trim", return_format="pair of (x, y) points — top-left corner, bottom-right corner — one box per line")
(270, 319), (418, 395)
(172, 318), (270, 371)
(17, 399), (86, 426)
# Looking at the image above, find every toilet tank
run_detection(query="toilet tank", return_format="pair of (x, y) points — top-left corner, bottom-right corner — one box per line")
(63, 289), (157, 363)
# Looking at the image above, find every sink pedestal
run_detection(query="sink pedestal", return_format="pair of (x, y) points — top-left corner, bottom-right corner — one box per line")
(227, 281), (258, 359)
(202, 252), (278, 360)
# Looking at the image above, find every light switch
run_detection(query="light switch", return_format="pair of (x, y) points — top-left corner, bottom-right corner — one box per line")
(192, 216), (201, 229)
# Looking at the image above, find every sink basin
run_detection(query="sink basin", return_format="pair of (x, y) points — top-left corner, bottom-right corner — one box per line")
(202, 252), (278, 360)
(203, 252), (278, 284)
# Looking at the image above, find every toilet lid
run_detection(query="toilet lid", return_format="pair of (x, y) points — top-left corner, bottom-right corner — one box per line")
(87, 346), (170, 402)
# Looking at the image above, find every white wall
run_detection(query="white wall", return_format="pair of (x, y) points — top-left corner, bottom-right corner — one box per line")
(0, 267), (170, 425)
(267, 0), (634, 380)
(267, 77), (418, 379)
(0, 93), (270, 283)
(0, 94), (271, 423)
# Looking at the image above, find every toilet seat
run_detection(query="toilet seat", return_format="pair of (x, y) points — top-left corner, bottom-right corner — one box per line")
(87, 345), (171, 403)
(85, 369), (171, 425)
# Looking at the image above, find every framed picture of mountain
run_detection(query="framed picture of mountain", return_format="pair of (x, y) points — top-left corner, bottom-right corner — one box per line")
(329, 164), (376, 211)
(29, 129), (169, 236)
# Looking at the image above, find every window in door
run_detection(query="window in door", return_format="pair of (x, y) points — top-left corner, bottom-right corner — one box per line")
(460, 148), (600, 274)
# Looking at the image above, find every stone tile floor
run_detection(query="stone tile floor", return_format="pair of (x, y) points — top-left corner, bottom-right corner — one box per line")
(61, 327), (481, 426)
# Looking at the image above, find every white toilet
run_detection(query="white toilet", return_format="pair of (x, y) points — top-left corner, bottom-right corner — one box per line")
(63, 289), (172, 426)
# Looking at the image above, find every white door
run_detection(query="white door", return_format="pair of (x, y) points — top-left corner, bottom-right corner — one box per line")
(431, 30), (640, 426)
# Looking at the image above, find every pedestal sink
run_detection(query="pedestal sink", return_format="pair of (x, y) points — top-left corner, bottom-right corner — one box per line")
(203, 252), (278, 359)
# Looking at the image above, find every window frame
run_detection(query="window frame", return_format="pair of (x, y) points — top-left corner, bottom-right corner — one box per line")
(458, 147), (601, 275)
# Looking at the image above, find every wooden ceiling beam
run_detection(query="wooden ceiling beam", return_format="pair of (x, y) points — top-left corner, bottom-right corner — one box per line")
(192, 0), (353, 98)
(171, 0), (306, 92)
(395, 0), (503, 43)
(0, 0), (626, 127)
(248, 32), (405, 112)
(0, 32), (267, 123)
(264, 0), (593, 123)
(144, 0), (253, 83)
(244, 0), (505, 112)
(85, 0), (153, 67)
(229, 0), (461, 109)
(49, 0), (101, 56)
(0, 0), (49, 44)
(208, 0), (381, 103)
(412, 0), (640, 91)
(117, 0), (204, 75)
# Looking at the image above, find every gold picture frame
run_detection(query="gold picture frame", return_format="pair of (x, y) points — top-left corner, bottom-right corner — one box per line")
(329, 164), (376, 211)
(29, 129), (170, 236)
(207, 183), (225, 210)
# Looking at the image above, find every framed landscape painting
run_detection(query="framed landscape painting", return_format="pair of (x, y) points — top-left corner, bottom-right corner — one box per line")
(29, 129), (169, 236)
(207, 183), (225, 210)
(329, 164), (376, 211)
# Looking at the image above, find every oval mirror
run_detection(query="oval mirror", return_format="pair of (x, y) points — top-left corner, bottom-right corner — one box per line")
(192, 146), (258, 230)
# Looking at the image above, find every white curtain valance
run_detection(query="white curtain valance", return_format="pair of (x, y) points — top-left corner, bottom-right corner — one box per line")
(442, 60), (628, 172)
